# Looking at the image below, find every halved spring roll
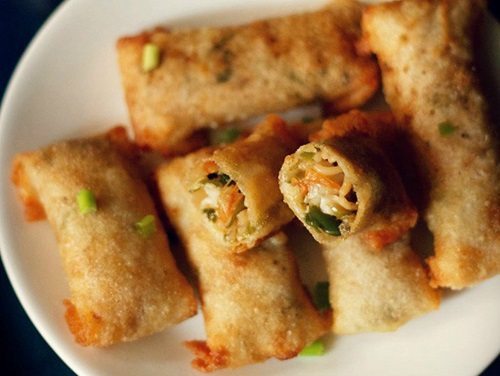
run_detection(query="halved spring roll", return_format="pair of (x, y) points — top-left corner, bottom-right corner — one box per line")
(117, 0), (379, 154)
(11, 127), (197, 346)
(157, 157), (330, 371)
(323, 234), (440, 334)
(301, 111), (439, 332)
(363, 0), (500, 288)
(170, 115), (296, 253)
(279, 135), (416, 248)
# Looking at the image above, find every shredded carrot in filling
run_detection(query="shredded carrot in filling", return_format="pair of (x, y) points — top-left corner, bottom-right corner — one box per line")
(203, 160), (219, 174)
(197, 169), (250, 241)
(217, 184), (245, 227)
(292, 155), (358, 231)
(303, 168), (342, 191)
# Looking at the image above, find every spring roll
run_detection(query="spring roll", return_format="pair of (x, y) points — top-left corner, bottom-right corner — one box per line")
(157, 159), (330, 371)
(117, 0), (379, 154)
(11, 127), (197, 346)
(279, 134), (416, 248)
(167, 115), (296, 253)
(363, 0), (500, 289)
(323, 234), (440, 334)
(285, 111), (439, 332)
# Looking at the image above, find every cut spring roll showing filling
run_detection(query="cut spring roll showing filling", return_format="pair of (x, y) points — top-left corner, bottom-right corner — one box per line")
(180, 115), (296, 253)
(323, 234), (440, 334)
(11, 127), (197, 346)
(116, 0), (379, 154)
(157, 157), (330, 371)
(309, 111), (439, 333)
(363, 0), (500, 288)
(279, 136), (417, 248)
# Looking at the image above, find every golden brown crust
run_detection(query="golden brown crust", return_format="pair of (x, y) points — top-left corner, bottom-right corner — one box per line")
(363, 0), (500, 289)
(12, 128), (197, 346)
(324, 235), (440, 334)
(280, 114), (417, 248)
(116, 2), (379, 154)
(157, 116), (295, 253)
(157, 157), (330, 370)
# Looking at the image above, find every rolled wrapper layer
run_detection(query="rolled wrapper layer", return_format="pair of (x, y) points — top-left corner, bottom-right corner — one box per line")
(363, 0), (500, 288)
(117, 0), (379, 154)
(299, 111), (439, 333)
(168, 115), (296, 253)
(156, 161), (330, 371)
(11, 128), (197, 346)
(323, 235), (440, 334)
(279, 136), (417, 248)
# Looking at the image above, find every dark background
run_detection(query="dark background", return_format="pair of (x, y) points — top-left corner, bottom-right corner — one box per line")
(0, 0), (499, 375)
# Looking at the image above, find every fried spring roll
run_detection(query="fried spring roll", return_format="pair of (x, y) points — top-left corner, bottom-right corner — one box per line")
(363, 0), (500, 289)
(117, 0), (379, 154)
(323, 234), (440, 334)
(157, 159), (330, 371)
(279, 135), (416, 248)
(282, 112), (440, 332)
(11, 128), (197, 346)
(168, 115), (296, 253)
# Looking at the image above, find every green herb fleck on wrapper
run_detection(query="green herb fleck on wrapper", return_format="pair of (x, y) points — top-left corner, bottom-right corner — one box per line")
(438, 121), (456, 136)
(135, 214), (156, 237)
(209, 128), (240, 145)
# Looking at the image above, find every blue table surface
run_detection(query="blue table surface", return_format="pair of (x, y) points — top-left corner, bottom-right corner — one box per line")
(0, 1), (499, 375)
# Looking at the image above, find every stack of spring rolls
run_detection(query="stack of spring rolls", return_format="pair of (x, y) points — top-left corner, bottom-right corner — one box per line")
(10, 0), (500, 372)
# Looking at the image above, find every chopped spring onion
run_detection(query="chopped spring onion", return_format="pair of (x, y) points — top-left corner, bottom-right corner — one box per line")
(313, 281), (331, 311)
(203, 208), (217, 222)
(142, 43), (161, 72)
(302, 116), (314, 124)
(299, 340), (325, 356)
(77, 189), (97, 214)
(135, 214), (156, 237)
(305, 206), (341, 236)
(438, 121), (456, 136)
(209, 128), (240, 145)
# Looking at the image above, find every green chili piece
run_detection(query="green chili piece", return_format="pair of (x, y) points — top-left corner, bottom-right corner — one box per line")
(305, 206), (341, 236)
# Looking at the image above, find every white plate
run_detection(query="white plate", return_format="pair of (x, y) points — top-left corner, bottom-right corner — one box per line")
(0, 1), (499, 375)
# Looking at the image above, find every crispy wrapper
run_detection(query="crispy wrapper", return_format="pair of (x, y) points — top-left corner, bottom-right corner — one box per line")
(156, 161), (330, 371)
(160, 115), (296, 253)
(282, 111), (440, 332)
(323, 234), (440, 334)
(363, 0), (500, 289)
(117, 0), (379, 154)
(279, 135), (416, 248)
(11, 127), (197, 346)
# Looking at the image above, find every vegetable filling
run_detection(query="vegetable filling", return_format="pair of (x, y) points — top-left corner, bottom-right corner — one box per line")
(292, 148), (358, 235)
(192, 161), (251, 241)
